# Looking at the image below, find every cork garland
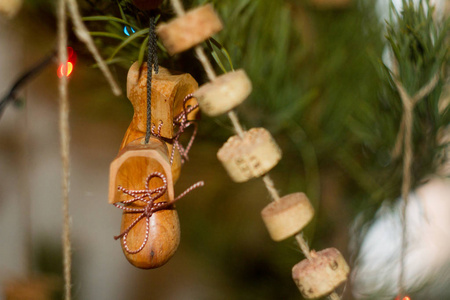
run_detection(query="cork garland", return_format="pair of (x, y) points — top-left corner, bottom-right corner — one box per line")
(159, 1), (350, 299)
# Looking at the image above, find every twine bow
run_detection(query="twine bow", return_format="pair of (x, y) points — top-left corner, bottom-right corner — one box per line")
(114, 172), (203, 254)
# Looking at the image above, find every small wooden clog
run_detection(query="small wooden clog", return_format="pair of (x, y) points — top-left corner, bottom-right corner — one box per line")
(217, 128), (282, 182)
(194, 69), (252, 116)
(261, 193), (314, 241)
(292, 248), (350, 299)
(109, 62), (199, 268)
(157, 4), (223, 55)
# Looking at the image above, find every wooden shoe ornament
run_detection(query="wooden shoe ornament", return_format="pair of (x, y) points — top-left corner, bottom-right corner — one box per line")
(109, 62), (202, 269)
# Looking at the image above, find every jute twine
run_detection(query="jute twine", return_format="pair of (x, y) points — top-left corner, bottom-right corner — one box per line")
(393, 73), (440, 298)
(57, 0), (72, 299)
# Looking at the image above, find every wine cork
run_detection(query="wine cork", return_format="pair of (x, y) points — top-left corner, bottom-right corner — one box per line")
(217, 128), (281, 182)
(261, 193), (314, 241)
(157, 4), (223, 55)
(292, 248), (350, 299)
(194, 69), (252, 116)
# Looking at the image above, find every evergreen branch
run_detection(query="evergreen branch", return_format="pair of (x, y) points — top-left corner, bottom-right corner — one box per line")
(108, 28), (149, 60)
(117, 0), (129, 23)
(206, 40), (227, 74)
(156, 41), (167, 53)
(82, 16), (138, 29)
(208, 37), (234, 71)
(89, 31), (126, 40)
(92, 57), (130, 68)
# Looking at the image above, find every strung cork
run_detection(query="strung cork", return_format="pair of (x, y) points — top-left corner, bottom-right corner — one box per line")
(157, 4), (223, 55)
(194, 69), (252, 116)
(217, 128), (282, 182)
(109, 138), (179, 269)
(132, 0), (163, 10)
(261, 193), (314, 241)
(124, 62), (199, 182)
(292, 248), (350, 299)
(0, 0), (22, 18)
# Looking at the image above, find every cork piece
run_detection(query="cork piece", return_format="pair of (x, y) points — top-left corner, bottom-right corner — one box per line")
(292, 248), (350, 299)
(261, 193), (314, 241)
(0, 0), (22, 18)
(109, 138), (180, 269)
(157, 4), (223, 55)
(194, 69), (252, 116)
(217, 128), (282, 182)
(124, 62), (198, 182)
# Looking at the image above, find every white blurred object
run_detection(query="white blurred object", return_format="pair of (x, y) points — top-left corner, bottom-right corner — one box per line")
(0, 0), (22, 19)
(352, 177), (450, 299)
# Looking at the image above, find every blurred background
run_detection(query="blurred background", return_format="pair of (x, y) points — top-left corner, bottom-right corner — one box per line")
(0, 0), (449, 299)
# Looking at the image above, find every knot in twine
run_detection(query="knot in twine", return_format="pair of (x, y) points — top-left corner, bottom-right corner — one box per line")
(114, 172), (203, 254)
(392, 73), (440, 158)
(150, 94), (199, 165)
(172, 94), (199, 164)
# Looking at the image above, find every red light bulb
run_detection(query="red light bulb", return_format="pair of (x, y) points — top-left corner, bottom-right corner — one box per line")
(58, 62), (74, 78)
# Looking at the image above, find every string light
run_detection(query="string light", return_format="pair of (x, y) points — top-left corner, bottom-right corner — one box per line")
(123, 26), (136, 36)
(58, 62), (74, 78)
(57, 47), (76, 78)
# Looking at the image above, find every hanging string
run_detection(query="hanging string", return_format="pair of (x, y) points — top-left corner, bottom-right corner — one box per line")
(66, 0), (121, 96)
(145, 13), (159, 144)
(393, 73), (439, 298)
(57, 0), (72, 299)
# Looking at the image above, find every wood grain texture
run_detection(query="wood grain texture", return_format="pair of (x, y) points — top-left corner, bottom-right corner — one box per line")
(110, 138), (179, 268)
